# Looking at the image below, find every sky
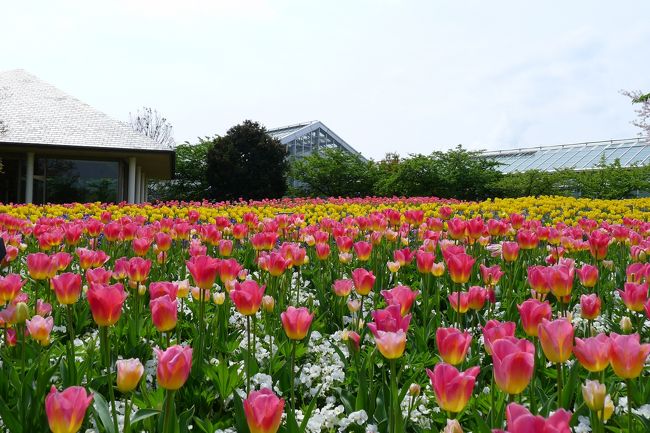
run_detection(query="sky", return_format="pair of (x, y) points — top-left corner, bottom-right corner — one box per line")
(2, 0), (649, 160)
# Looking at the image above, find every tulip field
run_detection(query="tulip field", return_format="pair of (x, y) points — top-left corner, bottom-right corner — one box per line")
(2, 195), (650, 433)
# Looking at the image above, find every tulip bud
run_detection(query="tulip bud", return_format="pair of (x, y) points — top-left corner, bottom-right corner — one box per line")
(603, 394), (614, 422)
(348, 299), (361, 313)
(177, 280), (190, 298)
(138, 284), (147, 296)
(408, 383), (421, 397)
(15, 302), (29, 324)
(620, 316), (633, 333)
(262, 295), (275, 312)
(442, 419), (463, 433)
(602, 260), (614, 270)
(116, 358), (144, 393)
(387, 261), (400, 273)
(582, 380), (606, 412)
(213, 292), (225, 305)
(82, 284), (89, 294)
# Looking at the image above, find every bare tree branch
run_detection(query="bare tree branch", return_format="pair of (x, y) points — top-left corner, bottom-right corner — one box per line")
(620, 89), (650, 137)
(129, 107), (175, 147)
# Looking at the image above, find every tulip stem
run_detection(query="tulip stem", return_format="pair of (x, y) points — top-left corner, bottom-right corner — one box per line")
(162, 389), (176, 433)
(627, 379), (634, 433)
(100, 326), (119, 433)
(66, 304), (77, 384)
(123, 395), (132, 433)
(389, 360), (402, 433)
(246, 315), (251, 394)
(556, 362), (563, 408)
(290, 340), (297, 412)
(197, 288), (206, 370)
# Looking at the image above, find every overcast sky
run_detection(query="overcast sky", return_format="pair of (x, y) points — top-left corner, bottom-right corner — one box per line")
(2, 0), (649, 159)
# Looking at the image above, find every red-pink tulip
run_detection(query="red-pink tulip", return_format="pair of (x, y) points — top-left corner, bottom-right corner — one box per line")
(353, 241), (372, 261)
(426, 363), (480, 413)
(588, 230), (610, 260)
(281, 306), (314, 340)
(155, 345), (193, 390)
(127, 257), (152, 283)
(538, 318), (574, 363)
(150, 295), (178, 332)
(87, 283), (128, 327)
(230, 280), (265, 316)
(448, 291), (470, 314)
(618, 282), (648, 312)
(45, 386), (93, 433)
(482, 320), (516, 355)
(243, 388), (285, 433)
(186, 255), (220, 290)
(444, 252), (475, 284)
(26, 314), (53, 345)
(517, 298), (552, 337)
(332, 279), (354, 297)
(609, 333), (650, 379)
(501, 403), (571, 433)
(0, 274), (24, 303)
(573, 333), (610, 372)
(368, 305), (411, 334)
(351, 268), (376, 296)
(149, 281), (178, 300)
(52, 272), (82, 305)
(86, 267), (112, 285)
(576, 265), (599, 288)
(27, 253), (53, 280)
(580, 294), (601, 320)
(436, 327), (471, 365)
(491, 337), (535, 395)
(479, 264), (504, 287)
(381, 285), (419, 315)
(502, 241), (520, 262)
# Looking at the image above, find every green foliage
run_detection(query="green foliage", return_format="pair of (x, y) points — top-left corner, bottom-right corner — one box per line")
(490, 157), (650, 199)
(149, 140), (213, 202)
(291, 145), (504, 200)
(206, 120), (288, 201)
(289, 148), (378, 197)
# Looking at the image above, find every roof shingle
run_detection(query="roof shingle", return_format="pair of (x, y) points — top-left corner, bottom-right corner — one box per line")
(0, 69), (172, 152)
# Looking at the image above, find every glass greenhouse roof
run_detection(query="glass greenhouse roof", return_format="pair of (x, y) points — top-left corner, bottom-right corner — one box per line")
(484, 138), (650, 173)
(268, 120), (365, 160)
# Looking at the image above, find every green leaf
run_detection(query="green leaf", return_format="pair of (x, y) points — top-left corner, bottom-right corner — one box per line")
(232, 393), (250, 433)
(91, 390), (115, 433)
(130, 408), (160, 425)
(299, 386), (322, 433)
(0, 395), (23, 433)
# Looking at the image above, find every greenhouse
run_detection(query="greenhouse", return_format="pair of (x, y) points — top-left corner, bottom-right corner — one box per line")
(268, 120), (365, 160)
(485, 137), (650, 173)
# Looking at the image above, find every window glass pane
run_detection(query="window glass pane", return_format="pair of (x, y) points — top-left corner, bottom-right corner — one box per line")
(36, 158), (119, 204)
(626, 146), (650, 165)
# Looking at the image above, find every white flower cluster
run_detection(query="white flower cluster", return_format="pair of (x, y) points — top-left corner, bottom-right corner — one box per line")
(297, 331), (346, 397)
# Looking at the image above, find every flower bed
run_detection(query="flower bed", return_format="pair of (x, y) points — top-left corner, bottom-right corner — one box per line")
(1, 195), (650, 433)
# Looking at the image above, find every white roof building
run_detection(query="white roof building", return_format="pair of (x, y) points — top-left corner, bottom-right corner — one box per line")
(0, 69), (174, 204)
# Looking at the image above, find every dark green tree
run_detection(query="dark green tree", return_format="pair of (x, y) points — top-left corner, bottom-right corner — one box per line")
(289, 148), (378, 197)
(206, 120), (288, 201)
(149, 139), (213, 201)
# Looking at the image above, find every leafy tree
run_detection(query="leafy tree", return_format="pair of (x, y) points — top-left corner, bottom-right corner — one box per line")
(433, 146), (503, 200)
(206, 120), (288, 201)
(374, 153), (442, 197)
(149, 139), (213, 201)
(572, 157), (649, 199)
(289, 148), (378, 197)
(489, 169), (571, 197)
(129, 107), (175, 148)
